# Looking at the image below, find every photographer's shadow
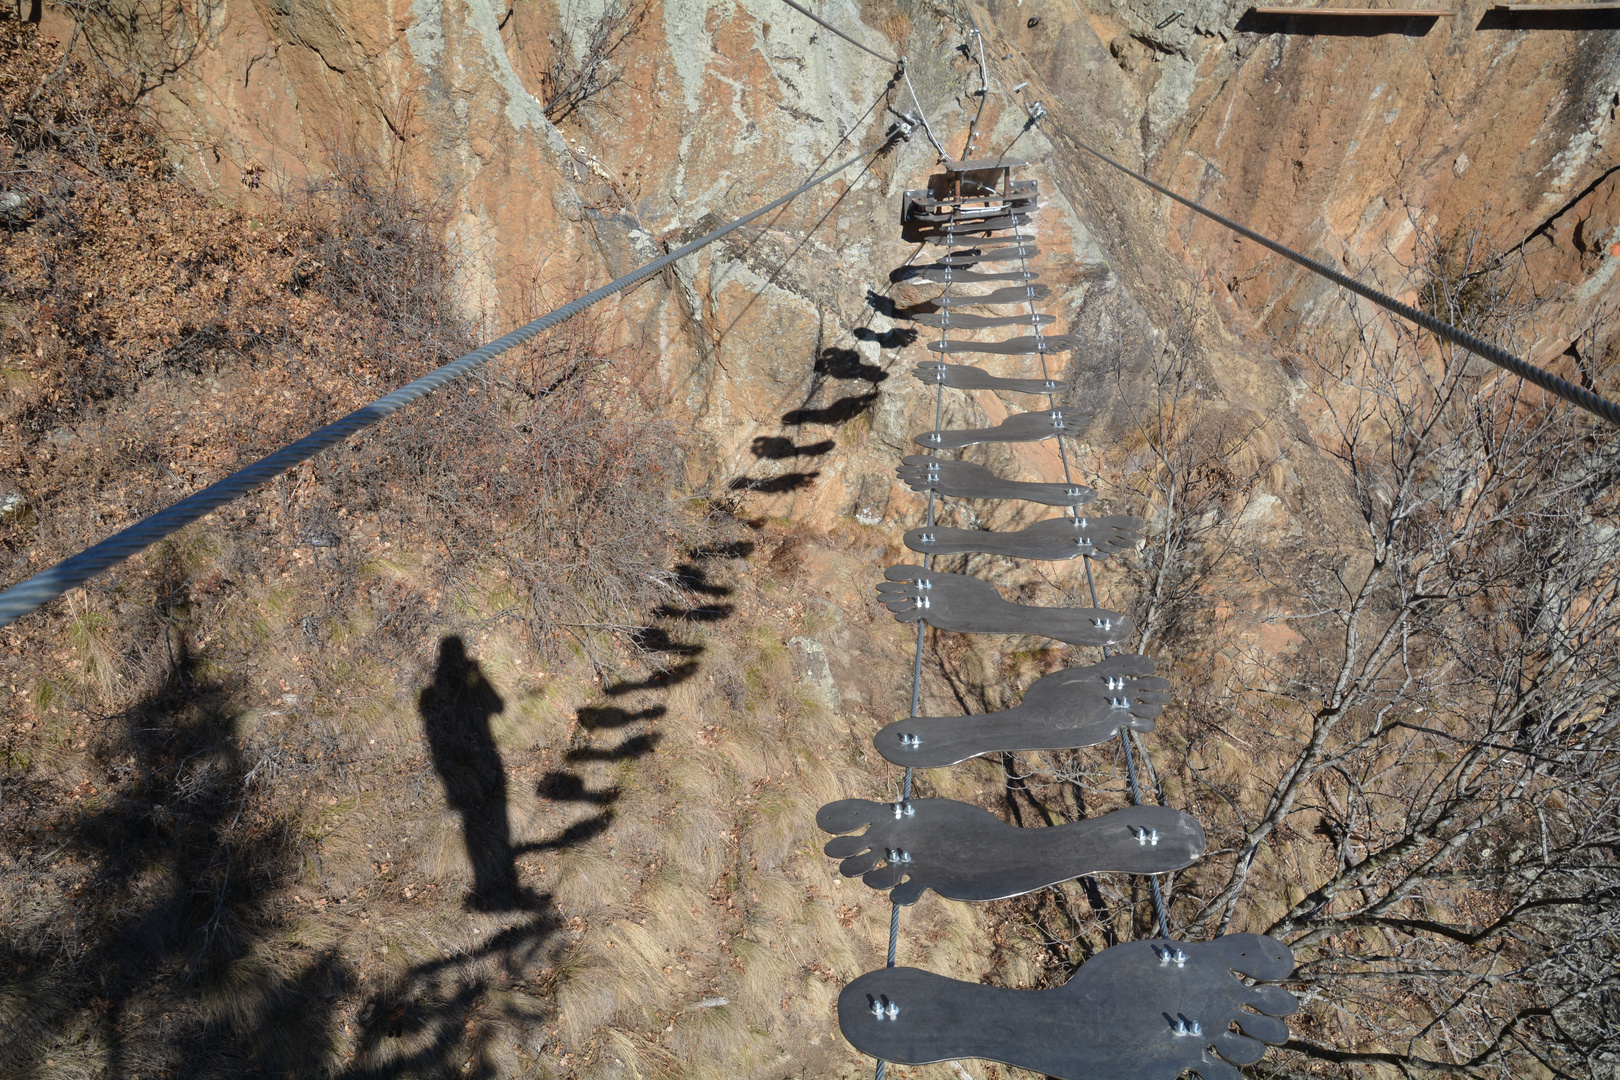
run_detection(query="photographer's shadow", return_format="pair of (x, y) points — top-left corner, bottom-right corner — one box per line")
(419, 635), (538, 913)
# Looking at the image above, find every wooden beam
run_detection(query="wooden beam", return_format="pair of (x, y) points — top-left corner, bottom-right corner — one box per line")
(1493, 3), (1620, 10)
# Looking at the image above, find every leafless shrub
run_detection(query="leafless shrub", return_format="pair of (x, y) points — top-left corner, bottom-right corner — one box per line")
(540, 0), (647, 125)
(1176, 228), (1620, 1077)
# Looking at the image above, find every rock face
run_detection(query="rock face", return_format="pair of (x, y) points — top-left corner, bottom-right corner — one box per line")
(69, 0), (1618, 545)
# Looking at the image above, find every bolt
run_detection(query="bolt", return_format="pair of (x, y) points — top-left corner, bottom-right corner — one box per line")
(886, 1001), (900, 1020)
(918, 532), (936, 544)
(1109, 695), (1130, 709)
(1093, 617), (1112, 630)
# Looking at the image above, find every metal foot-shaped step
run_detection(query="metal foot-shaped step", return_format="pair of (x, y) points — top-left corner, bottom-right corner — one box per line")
(935, 285), (1049, 306)
(923, 233), (1039, 249)
(908, 312), (1055, 329)
(896, 455), (1093, 506)
(873, 655), (1168, 768)
(926, 335), (1078, 355)
(938, 247), (1039, 266)
(905, 513), (1143, 560)
(915, 408), (1075, 449)
(838, 935), (1298, 1080)
(876, 564), (1132, 647)
(911, 362), (1063, 394)
(895, 267), (1038, 285)
(818, 800), (1204, 904)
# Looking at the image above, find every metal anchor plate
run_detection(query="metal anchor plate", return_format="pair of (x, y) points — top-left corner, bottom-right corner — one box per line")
(926, 335), (1078, 355)
(896, 455), (1094, 506)
(908, 312), (1056, 329)
(911, 362), (1063, 394)
(935, 286), (1050, 307)
(837, 935), (1298, 1080)
(914, 409), (1079, 450)
(876, 564), (1132, 647)
(818, 800), (1205, 904)
(874, 655), (1170, 768)
(905, 513), (1145, 560)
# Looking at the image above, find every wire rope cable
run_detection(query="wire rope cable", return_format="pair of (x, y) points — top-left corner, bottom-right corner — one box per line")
(0, 129), (910, 629)
(900, 65), (948, 161)
(777, 0), (898, 64)
(1009, 200), (1175, 941)
(1044, 122), (1620, 428)
(873, 223), (959, 1080)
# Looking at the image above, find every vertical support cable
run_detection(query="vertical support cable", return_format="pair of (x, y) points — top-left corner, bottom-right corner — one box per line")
(1013, 193), (1174, 942)
(876, 226), (955, 1080)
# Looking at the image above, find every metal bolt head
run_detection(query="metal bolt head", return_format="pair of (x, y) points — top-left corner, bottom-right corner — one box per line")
(885, 1001), (899, 1020)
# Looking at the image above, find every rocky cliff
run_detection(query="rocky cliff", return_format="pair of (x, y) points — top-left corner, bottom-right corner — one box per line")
(9, 0), (1620, 1076)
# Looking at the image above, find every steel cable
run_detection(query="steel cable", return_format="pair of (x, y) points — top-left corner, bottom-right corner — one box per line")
(1049, 125), (1620, 428)
(1009, 197), (1175, 940)
(778, 0), (899, 65)
(0, 131), (907, 628)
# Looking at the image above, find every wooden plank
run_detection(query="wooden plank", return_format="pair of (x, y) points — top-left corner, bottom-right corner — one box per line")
(1250, 6), (1455, 13)
(1494, 3), (1620, 10)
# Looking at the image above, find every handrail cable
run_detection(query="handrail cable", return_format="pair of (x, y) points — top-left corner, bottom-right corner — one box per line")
(0, 127), (909, 629)
(1041, 121), (1620, 428)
